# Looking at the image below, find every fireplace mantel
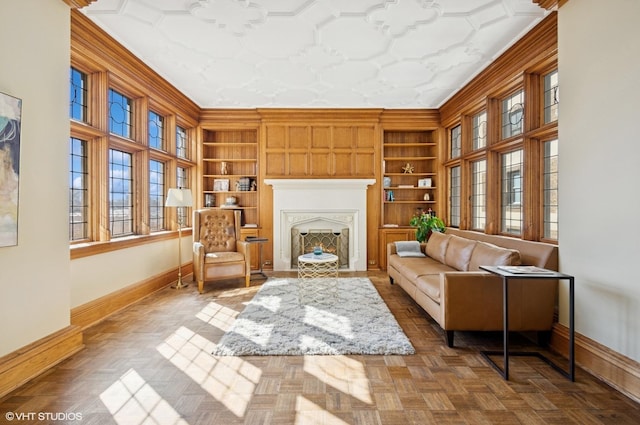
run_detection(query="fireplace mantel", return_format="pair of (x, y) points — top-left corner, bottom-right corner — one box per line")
(265, 179), (375, 271)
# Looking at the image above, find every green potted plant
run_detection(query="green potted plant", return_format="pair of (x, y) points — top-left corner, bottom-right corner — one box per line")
(409, 208), (445, 243)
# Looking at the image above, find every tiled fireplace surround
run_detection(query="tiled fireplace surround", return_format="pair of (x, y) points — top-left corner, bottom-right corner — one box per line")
(265, 179), (375, 271)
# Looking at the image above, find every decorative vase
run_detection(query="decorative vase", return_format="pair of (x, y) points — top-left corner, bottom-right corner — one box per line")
(313, 246), (322, 255)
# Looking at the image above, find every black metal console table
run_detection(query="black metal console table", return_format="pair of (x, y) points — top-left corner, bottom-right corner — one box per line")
(479, 265), (575, 381)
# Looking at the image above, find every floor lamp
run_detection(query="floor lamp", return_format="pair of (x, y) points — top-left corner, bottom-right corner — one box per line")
(166, 188), (193, 289)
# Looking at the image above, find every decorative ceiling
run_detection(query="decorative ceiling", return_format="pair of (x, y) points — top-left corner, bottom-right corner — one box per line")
(82, 0), (548, 109)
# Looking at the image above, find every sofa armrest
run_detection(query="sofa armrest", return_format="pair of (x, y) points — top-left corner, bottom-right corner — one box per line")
(440, 271), (503, 330)
(236, 240), (251, 275)
(193, 241), (205, 282)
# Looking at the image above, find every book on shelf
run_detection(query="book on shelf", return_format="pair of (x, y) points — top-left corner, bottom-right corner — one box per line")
(497, 265), (555, 274)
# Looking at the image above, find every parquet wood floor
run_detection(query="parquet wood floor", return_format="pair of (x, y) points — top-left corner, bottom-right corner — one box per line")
(1, 272), (639, 425)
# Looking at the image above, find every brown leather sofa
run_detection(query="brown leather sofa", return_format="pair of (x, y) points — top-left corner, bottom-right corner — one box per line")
(387, 228), (558, 347)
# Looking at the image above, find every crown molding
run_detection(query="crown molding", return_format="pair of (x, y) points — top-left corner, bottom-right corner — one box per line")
(63, 0), (97, 9)
(533, 0), (569, 10)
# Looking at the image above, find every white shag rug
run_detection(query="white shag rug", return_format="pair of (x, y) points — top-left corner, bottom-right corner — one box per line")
(211, 277), (415, 356)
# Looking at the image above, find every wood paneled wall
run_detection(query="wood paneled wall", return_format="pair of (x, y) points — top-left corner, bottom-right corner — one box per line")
(199, 108), (440, 270)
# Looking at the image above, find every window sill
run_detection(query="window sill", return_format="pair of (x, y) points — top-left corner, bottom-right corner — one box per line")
(70, 228), (193, 260)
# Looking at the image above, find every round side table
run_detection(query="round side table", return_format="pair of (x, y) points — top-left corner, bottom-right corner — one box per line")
(297, 253), (339, 279)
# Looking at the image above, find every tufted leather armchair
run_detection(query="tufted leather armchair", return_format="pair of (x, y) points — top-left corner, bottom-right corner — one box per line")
(193, 208), (251, 293)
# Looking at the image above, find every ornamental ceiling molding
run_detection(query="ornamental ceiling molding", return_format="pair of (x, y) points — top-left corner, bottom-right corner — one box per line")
(80, 0), (549, 108)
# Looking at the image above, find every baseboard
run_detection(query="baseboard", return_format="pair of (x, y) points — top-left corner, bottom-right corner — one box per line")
(550, 323), (640, 403)
(71, 263), (193, 330)
(0, 325), (84, 399)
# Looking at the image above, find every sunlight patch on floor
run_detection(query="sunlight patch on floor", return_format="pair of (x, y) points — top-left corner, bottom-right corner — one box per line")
(303, 356), (372, 404)
(100, 368), (188, 425)
(157, 326), (261, 417)
(295, 396), (350, 425)
(196, 301), (239, 331)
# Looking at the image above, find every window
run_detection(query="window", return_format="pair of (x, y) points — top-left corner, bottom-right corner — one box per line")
(502, 90), (524, 139)
(109, 89), (132, 138)
(543, 139), (559, 240)
(472, 111), (487, 150)
(69, 67), (87, 122)
(69, 137), (88, 241)
(177, 166), (188, 189)
(176, 166), (189, 225)
(450, 125), (461, 159)
(149, 160), (165, 232)
(109, 149), (134, 237)
(501, 150), (523, 235)
(148, 111), (164, 150)
(471, 160), (486, 231)
(449, 166), (461, 227)
(544, 70), (559, 124)
(176, 126), (187, 159)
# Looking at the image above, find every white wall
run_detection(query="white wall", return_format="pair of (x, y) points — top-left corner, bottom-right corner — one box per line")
(0, 0), (71, 356)
(559, 0), (640, 361)
(71, 237), (192, 307)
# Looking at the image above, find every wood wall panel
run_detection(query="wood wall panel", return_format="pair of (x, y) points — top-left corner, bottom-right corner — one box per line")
(265, 125), (286, 148)
(264, 152), (285, 175)
(355, 152), (376, 176)
(312, 126), (331, 148)
(289, 126), (309, 149)
(333, 127), (354, 148)
(357, 127), (376, 148)
(288, 152), (308, 175)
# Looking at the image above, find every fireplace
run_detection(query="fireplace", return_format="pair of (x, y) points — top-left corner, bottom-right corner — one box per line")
(291, 228), (349, 268)
(264, 179), (375, 271)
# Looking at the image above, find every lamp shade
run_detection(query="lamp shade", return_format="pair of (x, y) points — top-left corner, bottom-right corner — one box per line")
(165, 188), (193, 207)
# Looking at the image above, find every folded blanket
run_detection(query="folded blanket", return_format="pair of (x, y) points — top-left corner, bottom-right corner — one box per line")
(395, 240), (426, 257)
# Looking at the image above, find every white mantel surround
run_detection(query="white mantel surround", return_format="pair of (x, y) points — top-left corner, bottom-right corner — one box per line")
(265, 179), (375, 271)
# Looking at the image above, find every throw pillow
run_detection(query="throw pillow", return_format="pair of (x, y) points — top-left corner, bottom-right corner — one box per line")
(395, 241), (426, 257)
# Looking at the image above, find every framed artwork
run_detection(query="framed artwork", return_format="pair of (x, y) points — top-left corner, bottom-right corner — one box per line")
(213, 178), (229, 192)
(418, 178), (432, 188)
(0, 92), (22, 247)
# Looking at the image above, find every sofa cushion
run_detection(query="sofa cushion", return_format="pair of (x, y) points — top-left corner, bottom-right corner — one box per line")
(394, 240), (426, 257)
(388, 255), (454, 281)
(426, 231), (450, 263)
(468, 241), (521, 271)
(415, 274), (441, 304)
(444, 235), (477, 271)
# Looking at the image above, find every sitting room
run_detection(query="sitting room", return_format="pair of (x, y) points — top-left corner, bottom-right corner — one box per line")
(1, 0), (639, 424)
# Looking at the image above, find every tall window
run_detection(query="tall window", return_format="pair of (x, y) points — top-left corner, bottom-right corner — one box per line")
(109, 89), (132, 138)
(177, 166), (188, 189)
(502, 90), (524, 139)
(450, 125), (461, 159)
(149, 160), (165, 232)
(176, 166), (189, 225)
(449, 166), (461, 227)
(501, 150), (523, 235)
(69, 137), (88, 241)
(69, 67), (87, 122)
(176, 126), (187, 159)
(472, 111), (487, 150)
(471, 160), (486, 231)
(148, 111), (164, 150)
(544, 70), (559, 124)
(109, 149), (133, 237)
(543, 139), (559, 240)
